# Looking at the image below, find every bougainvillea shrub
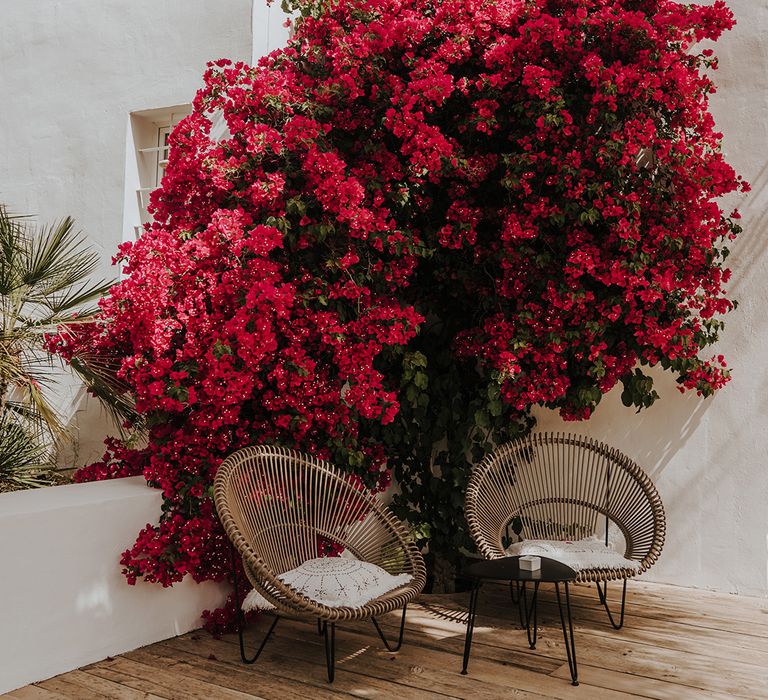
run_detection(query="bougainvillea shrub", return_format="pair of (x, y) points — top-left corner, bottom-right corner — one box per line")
(59, 0), (746, 622)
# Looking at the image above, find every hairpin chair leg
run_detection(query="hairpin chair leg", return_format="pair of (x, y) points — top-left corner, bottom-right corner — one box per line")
(230, 544), (279, 664)
(322, 621), (336, 682)
(371, 605), (408, 652)
(461, 580), (481, 675)
(596, 577), (628, 630)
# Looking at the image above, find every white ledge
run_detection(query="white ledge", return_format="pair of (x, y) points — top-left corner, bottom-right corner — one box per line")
(0, 476), (227, 694)
(0, 475), (157, 515)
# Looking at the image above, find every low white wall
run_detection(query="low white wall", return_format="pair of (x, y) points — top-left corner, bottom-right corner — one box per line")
(0, 477), (227, 694)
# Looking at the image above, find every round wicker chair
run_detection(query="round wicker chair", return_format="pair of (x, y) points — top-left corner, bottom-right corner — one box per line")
(214, 444), (427, 681)
(465, 432), (665, 629)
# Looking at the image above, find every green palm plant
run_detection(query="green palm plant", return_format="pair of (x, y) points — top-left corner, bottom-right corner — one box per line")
(0, 205), (136, 491)
(0, 414), (62, 492)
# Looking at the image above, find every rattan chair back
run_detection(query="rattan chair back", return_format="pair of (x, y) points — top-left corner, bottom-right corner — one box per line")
(214, 444), (426, 620)
(466, 432), (665, 581)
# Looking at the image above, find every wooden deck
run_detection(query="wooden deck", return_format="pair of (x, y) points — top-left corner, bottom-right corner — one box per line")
(6, 580), (768, 699)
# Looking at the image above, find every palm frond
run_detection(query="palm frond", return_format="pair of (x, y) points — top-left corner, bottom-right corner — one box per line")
(5, 399), (49, 423)
(14, 376), (66, 437)
(0, 348), (23, 382)
(22, 216), (82, 285)
(68, 353), (145, 435)
(0, 414), (60, 492)
(0, 347), (57, 386)
(20, 218), (114, 316)
(26, 278), (114, 321)
(26, 254), (104, 300)
(0, 206), (26, 296)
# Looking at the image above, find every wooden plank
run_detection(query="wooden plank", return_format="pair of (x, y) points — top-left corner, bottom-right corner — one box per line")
(78, 666), (172, 699)
(128, 643), (363, 700)
(40, 670), (166, 700)
(272, 608), (563, 675)
(3, 688), (69, 700)
(450, 583), (768, 641)
(552, 606), (768, 667)
(545, 639), (768, 699)
(84, 657), (258, 700)
(550, 664), (744, 700)
(425, 591), (768, 665)
(38, 675), (125, 700)
(184, 622), (546, 700)
(563, 582), (768, 635)
(480, 579), (768, 630)
(589, 581), (768, 617)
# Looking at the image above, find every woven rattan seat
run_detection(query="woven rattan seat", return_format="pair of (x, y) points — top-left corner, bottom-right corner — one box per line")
(214, 444), (426, 680)
(465, 432), (665, 628)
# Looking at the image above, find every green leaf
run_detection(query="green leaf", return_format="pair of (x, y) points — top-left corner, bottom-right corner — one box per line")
(474, 410), (490, 429)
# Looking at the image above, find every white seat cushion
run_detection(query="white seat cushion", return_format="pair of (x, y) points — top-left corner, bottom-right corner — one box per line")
(242, 556), (413, 611)
(505, 537), (641, 573)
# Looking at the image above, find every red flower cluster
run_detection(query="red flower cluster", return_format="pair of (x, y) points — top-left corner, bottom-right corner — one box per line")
(59, 0), (744, 628)
(72, 437), (149, 483)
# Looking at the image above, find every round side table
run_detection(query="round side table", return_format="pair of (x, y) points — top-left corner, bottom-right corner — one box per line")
(461, 556), (579, 686)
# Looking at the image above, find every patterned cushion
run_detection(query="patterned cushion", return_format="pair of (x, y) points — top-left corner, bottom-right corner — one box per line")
(505, 536), (641, 573)
(242, 557), (413, 611)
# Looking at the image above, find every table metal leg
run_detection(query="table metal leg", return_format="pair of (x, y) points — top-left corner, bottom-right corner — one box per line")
(510, 580), (521, 605)
(517, 581), (527, 628)
(521, 581), (540, 649)
(461, 580), (481, 675)
(555, 581), (579, 686)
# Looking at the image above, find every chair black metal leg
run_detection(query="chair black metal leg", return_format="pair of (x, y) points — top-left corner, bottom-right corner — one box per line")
(322, 621), (336, 682)
(461, 580), (481, 674)
(556, 582), (579, 686)
(371, 605), (407, 652)
(237, 614), (279, 664)
(596, 578), (627, 630)
(521, 581), (540, 649)
(230, 543), (279, 663)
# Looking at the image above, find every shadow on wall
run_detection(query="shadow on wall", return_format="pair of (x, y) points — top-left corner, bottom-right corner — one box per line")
(533, 149), (768, 484)
(533, 366), (709, 482)
(728, 159), (768, 300)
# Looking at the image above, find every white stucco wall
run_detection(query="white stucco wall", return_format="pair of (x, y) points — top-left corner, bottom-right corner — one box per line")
(535, 1), (768, 597)
(0, 477), (228, 694)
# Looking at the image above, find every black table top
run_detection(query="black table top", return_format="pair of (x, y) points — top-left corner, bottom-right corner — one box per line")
(465, 556), (577, 583)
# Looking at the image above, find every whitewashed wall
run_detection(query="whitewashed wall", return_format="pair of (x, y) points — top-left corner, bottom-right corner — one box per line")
(536, 1), (768, 597)
(0, 477), (228, 694)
